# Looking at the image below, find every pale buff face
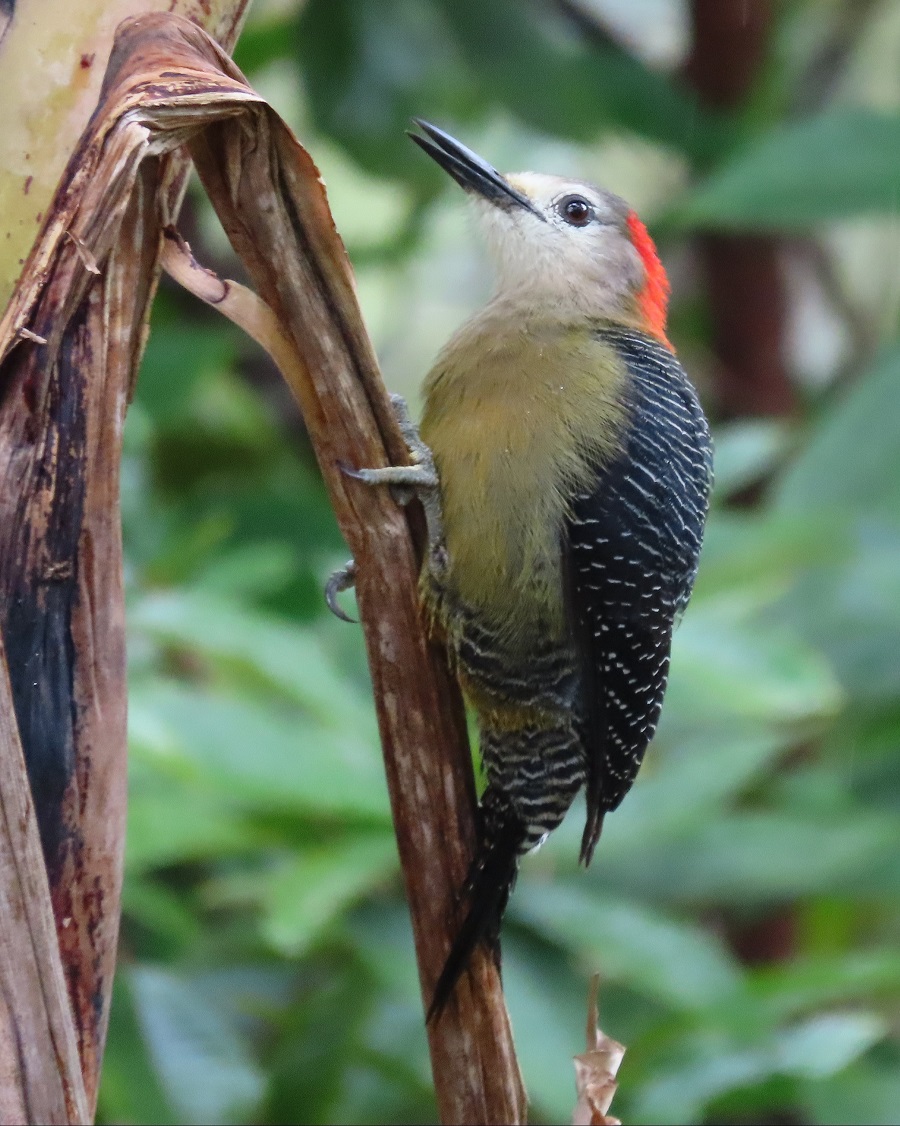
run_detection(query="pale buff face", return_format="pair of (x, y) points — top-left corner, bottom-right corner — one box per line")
(469, 172), (646, 319)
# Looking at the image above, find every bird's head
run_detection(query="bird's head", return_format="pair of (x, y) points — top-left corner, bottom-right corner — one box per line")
(410, 120), (670, 346)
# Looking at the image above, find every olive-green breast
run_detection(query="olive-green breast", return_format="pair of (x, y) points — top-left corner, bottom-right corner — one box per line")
(420, 319), (629, 644)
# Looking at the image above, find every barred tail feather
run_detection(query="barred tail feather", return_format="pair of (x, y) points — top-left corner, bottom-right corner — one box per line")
(427, 790), (525, 1022)
(580, 806), (605, 867)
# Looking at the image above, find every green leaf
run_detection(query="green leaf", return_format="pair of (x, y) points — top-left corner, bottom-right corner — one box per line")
(527, 727), (790, 875)
(691, 511), (842, 605)
(129, 681), (390, 820)
(297, 0), (477, 181)
(437, 0), (709, 156)
(233, 11), (298, 74)
(126, 765), (258, 874)
(777, 347), (900, 519)
(710, 421), (791, 497)
(775, 1012), (887, 1079)
(191, 542), (298, 600)
(129, 589), (376, 735)
(804, 1061), (900, 1126)
(633, 1034), (778, 1124)
(345, 901), (423, 1004)
(667, 598), (840, 725)
(98, 976), (180, 1126)
(501, 936), (598, 1124)
(602, 812), (897, 904)
(634, 1012), (886, 1124)
(598, 729), (786, 849)
(265, 966), (397, 1126)
(297, 0), (712, 182)
(512, 881), (742, 1010)
(261, 833), (398, 956)
(674, 110), (900, 229)
(122, 880), (201, 958)
(128, 967), (265, 1124)
(136, 319), (236, 427)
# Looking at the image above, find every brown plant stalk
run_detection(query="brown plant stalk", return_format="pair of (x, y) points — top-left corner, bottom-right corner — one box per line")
(1, 12), (526, 1122)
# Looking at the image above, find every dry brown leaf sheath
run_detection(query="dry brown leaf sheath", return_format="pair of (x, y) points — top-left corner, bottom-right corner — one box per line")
(573, 976), (626, 1126)
(0, 13), (525, 1124)
(0, 9), (248, 1112)
(0, 641), (88, 1124)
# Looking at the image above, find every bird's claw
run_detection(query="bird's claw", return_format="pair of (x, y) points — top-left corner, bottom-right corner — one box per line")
(342, 465), (379, 485)
(325, 560), (357, 623)
(340, 393), (446, 562)
(341, 396), (437, 489)
(339, 460), (437, 492)
(342, 463), (416, 504)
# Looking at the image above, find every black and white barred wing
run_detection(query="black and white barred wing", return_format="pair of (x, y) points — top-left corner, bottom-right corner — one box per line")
(567, 329), (713, 864)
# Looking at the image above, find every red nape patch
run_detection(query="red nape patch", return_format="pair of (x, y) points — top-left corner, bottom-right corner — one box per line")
(626, 210), (672, 349)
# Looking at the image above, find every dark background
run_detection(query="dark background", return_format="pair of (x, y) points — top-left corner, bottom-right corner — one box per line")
(98, 1), (900, 1122)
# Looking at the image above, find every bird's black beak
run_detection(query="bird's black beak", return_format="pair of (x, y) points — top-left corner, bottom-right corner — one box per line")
(409, 119), (543, 219)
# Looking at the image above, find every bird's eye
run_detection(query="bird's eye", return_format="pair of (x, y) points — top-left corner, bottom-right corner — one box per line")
(558, 195), (593, 227)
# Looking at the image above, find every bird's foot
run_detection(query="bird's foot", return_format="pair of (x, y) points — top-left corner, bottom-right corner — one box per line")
(343, 394), (444, 552)
(345, 394), (438, 493)
(325, 559), (357, 622)
(327, 396), (446, 621)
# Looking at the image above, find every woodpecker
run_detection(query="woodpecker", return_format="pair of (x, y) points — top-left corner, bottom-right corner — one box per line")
(329, 121), (713, 1019)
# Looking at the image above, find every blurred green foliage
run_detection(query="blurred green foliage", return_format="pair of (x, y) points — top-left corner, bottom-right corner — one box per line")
(97, 1), (900, 1123)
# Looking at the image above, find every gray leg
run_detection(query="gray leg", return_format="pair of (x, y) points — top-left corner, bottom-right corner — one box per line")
(345, 394), (444, 553)
(326, 395), (445, 621)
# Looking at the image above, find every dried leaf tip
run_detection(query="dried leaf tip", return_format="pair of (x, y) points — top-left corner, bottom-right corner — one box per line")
(572, 974), (626, 1126)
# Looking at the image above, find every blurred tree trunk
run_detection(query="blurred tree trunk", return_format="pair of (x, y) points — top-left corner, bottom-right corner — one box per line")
(0, 1), (250, 1115)
(685, 0), (800, 965)
(686, 0), (798, 422)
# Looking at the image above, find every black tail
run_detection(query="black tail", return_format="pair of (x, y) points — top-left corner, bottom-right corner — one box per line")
(580, 805), (606, 867)
(427, 792), (525, 1022)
